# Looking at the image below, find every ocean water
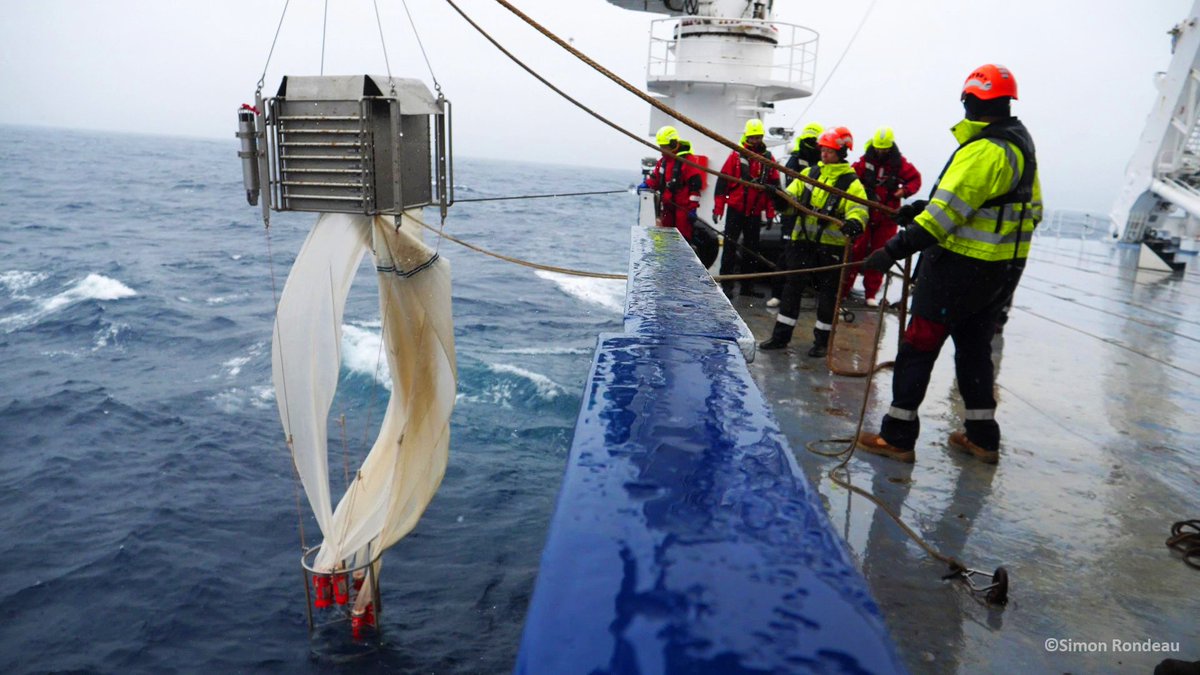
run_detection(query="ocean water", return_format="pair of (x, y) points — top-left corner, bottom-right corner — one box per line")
(0, 125), (635, 673)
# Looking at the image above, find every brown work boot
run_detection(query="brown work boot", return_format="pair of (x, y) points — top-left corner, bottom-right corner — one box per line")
(948, 431), (999, 464)
(856, 432), (915, 463)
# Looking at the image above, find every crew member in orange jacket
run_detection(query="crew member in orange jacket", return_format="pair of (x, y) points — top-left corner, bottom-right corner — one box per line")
(713, 119), (780, 296)
(847, 127), (922, 306)
(642, 125), (704, 242)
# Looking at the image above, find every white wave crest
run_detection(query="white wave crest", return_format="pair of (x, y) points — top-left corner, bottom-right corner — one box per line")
(210, 386), (274, 413)
(0, 270), (48, 298)
(220, 342), (265, 379)
(489, 363), (564, 401)
(534, 271), (624, 314)
(496, 346), (591, 356)
(43, 274), (136, 312)
(205, 292), (249, 306)
(93, 322), (127, 351)
(1, 273), (136, 332)
(341, 323), (391, 389)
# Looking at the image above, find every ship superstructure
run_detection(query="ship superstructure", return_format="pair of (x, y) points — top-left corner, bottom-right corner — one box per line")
(608, 0), (816, 219)
(1111, 0), (1200, 266)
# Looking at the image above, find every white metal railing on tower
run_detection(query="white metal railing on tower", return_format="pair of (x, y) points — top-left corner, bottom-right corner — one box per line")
(646, 17), (818, 95)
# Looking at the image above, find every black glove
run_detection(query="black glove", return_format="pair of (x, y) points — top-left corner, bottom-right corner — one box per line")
(895, 200), (928, 225)
(863, 247), (894, 272)
(841, 220), (863, 240)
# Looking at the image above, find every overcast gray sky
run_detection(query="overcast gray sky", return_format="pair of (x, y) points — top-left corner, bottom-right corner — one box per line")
(1, 0), (1192, 213)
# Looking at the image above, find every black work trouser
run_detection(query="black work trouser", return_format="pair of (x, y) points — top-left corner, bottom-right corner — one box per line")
(770, 215), (797, 298)
(777, 240), (842, 332)
(719, 210), (763, 282)
(881, 298), (1007, 451)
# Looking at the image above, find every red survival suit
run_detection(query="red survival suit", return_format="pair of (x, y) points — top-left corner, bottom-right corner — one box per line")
(847, 145), (922, 300)
(713, 145), (780, 286)
(645, 147), (703, 241)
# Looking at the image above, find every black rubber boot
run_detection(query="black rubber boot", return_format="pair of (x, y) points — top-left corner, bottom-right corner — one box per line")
(807, 328), (830, 357)
(759, 322), (794, 350)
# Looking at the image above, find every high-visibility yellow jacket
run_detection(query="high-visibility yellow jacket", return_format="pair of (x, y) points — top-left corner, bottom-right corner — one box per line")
(915, 119), (1043, 262)
(786, 162), (869, 247)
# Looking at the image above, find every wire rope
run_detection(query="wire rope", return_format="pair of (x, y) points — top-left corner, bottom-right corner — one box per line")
(788, 0), (878, 129)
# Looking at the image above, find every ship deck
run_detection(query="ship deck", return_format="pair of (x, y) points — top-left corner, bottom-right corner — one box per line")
(731, 232), (1200, 672)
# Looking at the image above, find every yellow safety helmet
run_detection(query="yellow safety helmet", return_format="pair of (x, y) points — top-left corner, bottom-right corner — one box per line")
(872, 127), (895, 150)
(655, 125), (680, 146)
(743, 118), (766, 137)
(793, 122), (824, 152)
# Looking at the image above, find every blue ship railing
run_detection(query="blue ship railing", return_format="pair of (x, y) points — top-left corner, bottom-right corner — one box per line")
(515, 197), (905, 674)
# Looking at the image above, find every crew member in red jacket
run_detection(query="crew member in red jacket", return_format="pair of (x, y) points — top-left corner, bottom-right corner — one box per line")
(847, 127), (922, 306)
(713, 119), (780, 296)
(642, 125), (704, 242)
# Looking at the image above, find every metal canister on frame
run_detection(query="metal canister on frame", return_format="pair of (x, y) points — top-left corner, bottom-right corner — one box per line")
(236, 105), (260, 206)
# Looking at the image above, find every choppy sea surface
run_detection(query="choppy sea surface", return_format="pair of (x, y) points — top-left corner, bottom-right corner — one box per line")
(0, 125), (634, 673)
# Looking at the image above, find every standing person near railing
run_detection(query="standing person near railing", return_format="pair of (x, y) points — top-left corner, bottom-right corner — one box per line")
(768, 122), (824, 308)
(640, 125), (703, 243)
(713, 119), (780, 297)
(759, 126), (868, 357)
(846, 127), (922, 307)
(856, 64), (1043, 465)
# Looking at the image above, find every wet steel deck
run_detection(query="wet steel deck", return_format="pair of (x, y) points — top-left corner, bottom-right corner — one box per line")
(733, 230), (1200, 673)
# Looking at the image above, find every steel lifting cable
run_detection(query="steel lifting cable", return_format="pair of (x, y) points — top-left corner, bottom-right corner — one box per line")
(788, 0), (879, 130)
(371, 0), (397, 90)
(1028, 252), (1200, 303)
(400, 0), (443, 96)
(264, 226), (308, 550)
(320, 0), (329, 75)
(1016, 282), (1200, 344)
(254, 0), (314, 550)
(1022, 271), (1200, 329)
(406, 213), (863, 282)
(441, 0), (838, 229)
(256, 0), (292, 94)
(455, 189), (628, 203)
(486, 0), (895, 217)
(1015, 306), (1200, 379)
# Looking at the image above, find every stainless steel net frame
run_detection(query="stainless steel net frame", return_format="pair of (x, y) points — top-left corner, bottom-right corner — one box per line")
(252, 75), (453, 219)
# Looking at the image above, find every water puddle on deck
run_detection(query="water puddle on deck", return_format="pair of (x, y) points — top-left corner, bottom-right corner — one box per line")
(734, 235), (1200, 673)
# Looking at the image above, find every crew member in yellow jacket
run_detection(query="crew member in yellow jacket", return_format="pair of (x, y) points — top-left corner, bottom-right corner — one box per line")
(857, 64), (1042, 465)
(759, 126), (868, 357)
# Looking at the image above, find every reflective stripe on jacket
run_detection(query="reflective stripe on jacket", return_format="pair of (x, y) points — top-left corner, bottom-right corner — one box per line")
(786, 162), (869, 246)
(916, 119), (1044, 262)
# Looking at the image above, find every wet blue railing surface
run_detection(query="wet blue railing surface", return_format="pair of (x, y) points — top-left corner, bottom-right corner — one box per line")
(515, 224), (904, 674)
(623, 225), (757, 361)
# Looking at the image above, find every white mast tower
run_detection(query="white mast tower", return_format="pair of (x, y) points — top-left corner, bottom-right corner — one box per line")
(607, 0), (818, 220)
(1111, 0), (1200, 264)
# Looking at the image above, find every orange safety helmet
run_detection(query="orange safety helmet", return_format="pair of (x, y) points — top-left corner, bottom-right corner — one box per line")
(817, 126), (854, 151)
(962, 64), (1018, 100)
